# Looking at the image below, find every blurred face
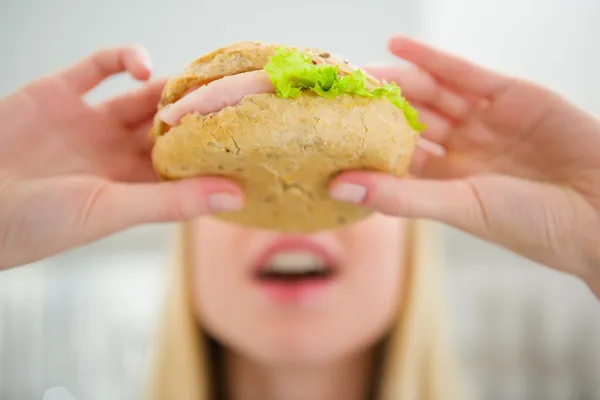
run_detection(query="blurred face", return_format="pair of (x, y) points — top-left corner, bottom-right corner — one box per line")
(191, 213), (406, 366)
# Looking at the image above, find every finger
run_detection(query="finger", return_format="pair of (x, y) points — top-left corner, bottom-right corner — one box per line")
(329, 172), (593, 280)
(363, 64), (475, 121)
(387, 34), (510, 99)
(84, 177), (244, 232)
(410, 144), (434, 175)
(413, 105), (454, 144)
(134, 152), (159, 182)
(329, 171), (480, 223)
(104, 149), (157, 183)
(329, 172), (502, 249)
(57, 45), (153, 94)
(99, 77), (167, 126)
(412, 137), (446, 175)
(132, 119), (155, 153)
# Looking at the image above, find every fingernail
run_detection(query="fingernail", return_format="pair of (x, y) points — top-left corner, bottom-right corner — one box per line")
(330, 183), (367, 204)
(142, 57), (153, 72)
(158, 104), (173, 122)
(137, 46), (153, 71)
(208, 192), (243, 212)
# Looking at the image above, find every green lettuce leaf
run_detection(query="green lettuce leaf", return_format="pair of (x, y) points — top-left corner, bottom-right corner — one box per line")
(263, 47), (426, 132)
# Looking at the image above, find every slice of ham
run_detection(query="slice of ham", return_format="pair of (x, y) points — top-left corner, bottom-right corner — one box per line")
(158, 70), (275, 126)
(157, 68), (440, 157)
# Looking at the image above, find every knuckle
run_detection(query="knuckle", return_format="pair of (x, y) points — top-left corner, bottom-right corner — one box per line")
(464, 180), (492, 232)
(77, 181), (110, 228)
(85, 46), (129, 75)
(91, 46), (122, 59)
(164, 199), (193, 221)
(161, 184), (204, 222)
(379, 184), (415, 217)
(127, 43), (149, 58)
(391, 195), (414, 217)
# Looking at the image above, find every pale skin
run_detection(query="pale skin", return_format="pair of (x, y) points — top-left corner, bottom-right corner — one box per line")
(0, 45), (243, 269)
(2, 36), (598, 294)
(331, 35), (600, 298)
(191, 213), (403, 400)
(1, 34), (600, 400)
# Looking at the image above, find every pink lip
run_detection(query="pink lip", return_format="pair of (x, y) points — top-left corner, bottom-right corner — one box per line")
(251, 236), (340, 307)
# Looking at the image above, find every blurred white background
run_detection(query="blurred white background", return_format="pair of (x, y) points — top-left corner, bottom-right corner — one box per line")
(1, 0), (599, 399)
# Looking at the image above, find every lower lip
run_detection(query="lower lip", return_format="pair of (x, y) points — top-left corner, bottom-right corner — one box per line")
(256, 277), (334, 306)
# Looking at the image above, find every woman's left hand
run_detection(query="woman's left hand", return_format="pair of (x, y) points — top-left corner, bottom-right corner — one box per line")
(0, 45), (243, 269)
(330, 35), (600, 298)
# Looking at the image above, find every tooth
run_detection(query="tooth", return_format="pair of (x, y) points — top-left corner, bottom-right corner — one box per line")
(265, 252), (326, 273)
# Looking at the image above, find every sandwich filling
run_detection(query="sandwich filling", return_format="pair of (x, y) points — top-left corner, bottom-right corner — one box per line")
(158, 47), (425, 132)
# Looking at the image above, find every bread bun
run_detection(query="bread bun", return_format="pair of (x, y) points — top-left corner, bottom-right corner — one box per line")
(149, 41), (420, 232)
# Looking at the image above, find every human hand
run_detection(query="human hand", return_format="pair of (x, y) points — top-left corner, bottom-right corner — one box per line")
(330, 35), (600, 297)
(0, 46), (243, 270)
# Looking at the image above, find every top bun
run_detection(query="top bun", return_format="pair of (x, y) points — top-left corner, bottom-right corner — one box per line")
(150, 41), (422, 232)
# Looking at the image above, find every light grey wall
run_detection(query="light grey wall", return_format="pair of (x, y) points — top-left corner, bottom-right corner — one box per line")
(1, 0), (600, 399)
(0, 0), (417, 98)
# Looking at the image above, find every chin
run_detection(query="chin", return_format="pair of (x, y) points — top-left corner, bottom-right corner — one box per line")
(214, 313), (382, 368)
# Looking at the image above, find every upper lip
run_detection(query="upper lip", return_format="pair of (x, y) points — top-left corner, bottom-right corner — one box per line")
(251, 236), (341, 274)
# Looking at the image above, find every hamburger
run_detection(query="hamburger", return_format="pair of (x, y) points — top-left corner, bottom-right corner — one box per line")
(149, 41), (425, 232)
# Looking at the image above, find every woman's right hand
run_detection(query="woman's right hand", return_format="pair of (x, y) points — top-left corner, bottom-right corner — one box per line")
(331, 35), (600, 297)
(0, 46), (243, 270)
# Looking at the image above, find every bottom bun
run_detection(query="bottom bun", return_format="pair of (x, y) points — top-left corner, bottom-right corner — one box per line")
(151, 91), (418, 232)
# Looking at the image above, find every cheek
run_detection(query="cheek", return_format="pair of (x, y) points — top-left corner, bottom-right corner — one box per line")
(189, 218), (249, 336)
(193, 252), (231, 323)
(350, 256), (403, 320)
(340, 218), (406, 343)
(347, 266), (403, 350)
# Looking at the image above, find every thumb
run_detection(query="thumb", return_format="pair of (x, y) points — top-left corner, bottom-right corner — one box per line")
(329, 171), (490, 230)
(84, 177), (244, 232)
(0, 176), (243, 270)
(329, 170), (597, 281)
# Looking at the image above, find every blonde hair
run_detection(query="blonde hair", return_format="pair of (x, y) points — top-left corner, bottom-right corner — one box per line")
(148, 220), (465, 400)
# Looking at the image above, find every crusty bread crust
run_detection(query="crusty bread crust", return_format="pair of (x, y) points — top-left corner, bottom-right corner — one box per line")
(150, 41), (418, 232)
(150, 41), (380, 139)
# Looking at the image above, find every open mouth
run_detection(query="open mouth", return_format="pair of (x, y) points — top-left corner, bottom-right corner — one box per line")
(256, 251), (336, 283)
(251, 238), (340, 305)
